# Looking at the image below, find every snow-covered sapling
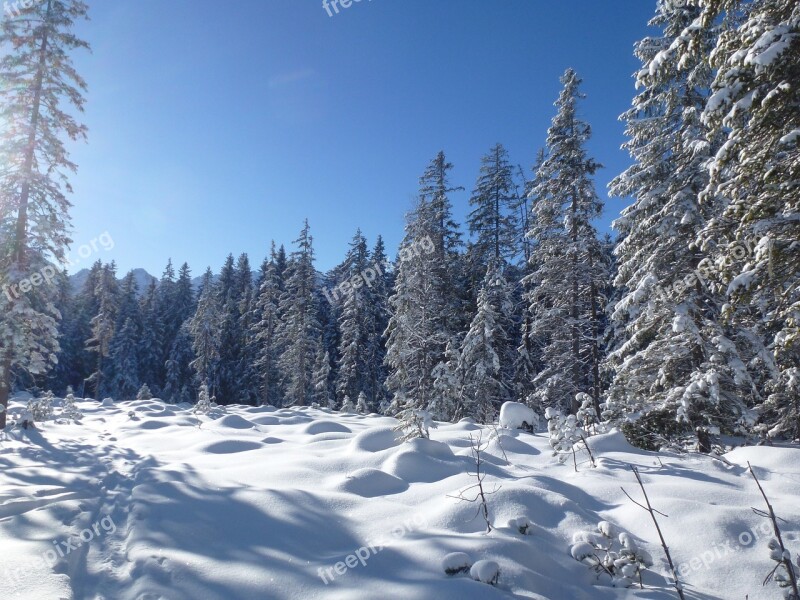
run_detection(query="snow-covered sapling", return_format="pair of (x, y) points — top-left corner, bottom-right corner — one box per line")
(60, 393), (83, 422)
(355, 392), (369, 414)
(136, 383), (153, 401)
(193, 384), (213, 416)
(447, 432), (497, 533)
(340, 395), (355, 413)
(546, 405), (595, 470)
(442, 552), (472, 576)
(394, 408), (437, 442)
(570, 521), (653, 588)
(17, 391), (55, 428)
(621, 466), (685, 599)
(748, 462), (800, 599)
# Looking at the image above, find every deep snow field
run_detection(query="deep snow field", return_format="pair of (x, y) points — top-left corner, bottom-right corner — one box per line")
(1, 396), (798, 600)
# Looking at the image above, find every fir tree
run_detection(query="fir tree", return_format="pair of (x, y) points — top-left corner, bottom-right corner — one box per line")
(605, 0), (754, 442)
(523, 69), (607, 415)
(86, 263), (119, 399)
(252, 243), (285, 406)
(189, 268), (221, 393)
(0, 0), (90, 427)
(277, 221), (322, 406)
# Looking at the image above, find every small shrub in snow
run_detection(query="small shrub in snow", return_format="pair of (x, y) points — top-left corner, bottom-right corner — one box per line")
(356, 391), (369, 414)
(60, 393), (83, 422)
(136, 384), (153, 400)
(340, 395), (355, 413)
(508, 517), (532, 535)
(193, 384), (213, 416)
(17, 391), (55, 428)
(442, 552), (472, 576)
(469, 560), (500, 585)
(570, 521), (653, 588)
(394, 408), (437, 442)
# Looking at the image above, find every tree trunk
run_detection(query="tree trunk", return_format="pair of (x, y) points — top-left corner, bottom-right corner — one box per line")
(13, 1), (51, 267)
(0, 355), (11, 429)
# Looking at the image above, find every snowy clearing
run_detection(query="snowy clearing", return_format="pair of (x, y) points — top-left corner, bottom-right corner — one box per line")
(1, 396), (798, 600)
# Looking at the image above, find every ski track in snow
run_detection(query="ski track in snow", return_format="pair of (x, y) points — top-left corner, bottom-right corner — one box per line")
(0, 397), (799, 600)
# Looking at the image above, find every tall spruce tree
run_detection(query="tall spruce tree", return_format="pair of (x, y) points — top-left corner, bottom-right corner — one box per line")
(189, 268), (221, 394)
(523, 69), (607, 415)
(277, 221), (321, 406)
(605, 0), (755, 444)
(0, 0), (89, 427)
(684, 0), (800, 440)
(86, 262), (118, 399)
(251, 243), (284, 407)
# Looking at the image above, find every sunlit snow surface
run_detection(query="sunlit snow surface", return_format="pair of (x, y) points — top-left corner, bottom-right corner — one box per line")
(1, 396), (798, 599)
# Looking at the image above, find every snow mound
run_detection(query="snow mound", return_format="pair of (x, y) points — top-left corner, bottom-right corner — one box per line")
(339, 468), (408, 497)
(383, 443), (460, 483)
(209, 414), (256, 430)
(442, 552), (472, 575)
(349, 426), (400, 453)
(470, 560), (500, 585)
(499, 401), (539, 431)
(302, 421), (352, 435)
(203, 440), (262, 454)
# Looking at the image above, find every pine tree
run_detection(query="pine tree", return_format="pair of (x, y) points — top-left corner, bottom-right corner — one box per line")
(138, 279), (164, 395)
(680, 0), (800, 440)
(163, 325), (195, 404)
(430, 341), (461, 421)
(277, 221), (322, 406)
(605, 0), (754, 443)
(0, 0), (90, 428)
(108, 272), (141, 399)
(467, 143), (519, 276)
(365, 236), (391, 409)
(523, 69), (607, 415)
(459, 263), (512, 423)
(86, 263), (119, 399)
(252, 243), (284, 407)
(312, 347), (335, 409)
(335, 230), (372, 404)
(189, 268), (221, 393)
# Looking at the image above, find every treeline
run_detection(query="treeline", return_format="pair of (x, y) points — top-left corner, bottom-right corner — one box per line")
(3, 0), (797, 445)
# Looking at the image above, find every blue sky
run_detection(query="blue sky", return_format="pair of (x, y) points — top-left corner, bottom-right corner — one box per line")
(66, 0), (657, 276)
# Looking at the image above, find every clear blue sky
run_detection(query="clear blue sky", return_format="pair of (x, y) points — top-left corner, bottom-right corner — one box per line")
(66, 0), (657, 276)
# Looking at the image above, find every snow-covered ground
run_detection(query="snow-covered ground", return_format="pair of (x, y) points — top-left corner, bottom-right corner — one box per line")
(1, 396), (798, 599)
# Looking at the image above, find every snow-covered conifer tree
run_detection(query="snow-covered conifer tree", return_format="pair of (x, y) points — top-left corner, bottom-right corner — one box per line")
(277, 221), (322, 406)
(0, 0), (90, 427)
(523, 69), (607, 415)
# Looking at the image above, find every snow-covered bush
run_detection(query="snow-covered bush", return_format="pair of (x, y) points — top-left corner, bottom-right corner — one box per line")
(442, 552), (472, 576)
(136, 384), (153, 400)
(570, 521), (653, 587)
(356, 392), (368, 414)
(193, 384), (213, 416)
(766, 537), (800, 597)
(508, 517), (532, 535)
(60, 393), (83, 422)
(499, 401), (539, 432)
(546, 407), (583, 461)
(340, 395), (355, 413)
(469, 560), (500, 586)
(394, 408), (437, 442)
(27, 391), (56, 426)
